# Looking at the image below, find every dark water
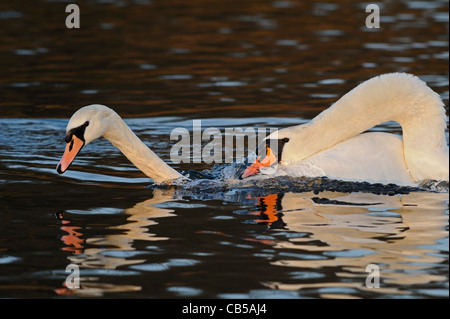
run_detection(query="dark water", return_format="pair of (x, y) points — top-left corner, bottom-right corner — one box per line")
(0, 0), (448, 299)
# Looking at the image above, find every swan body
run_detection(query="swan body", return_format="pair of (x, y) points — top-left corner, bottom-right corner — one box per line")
(242, 73), (449, 186)
(275, 132), (412, 185)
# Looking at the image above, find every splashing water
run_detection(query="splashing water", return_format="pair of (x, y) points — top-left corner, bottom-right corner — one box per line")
(156, 161), (449, 196)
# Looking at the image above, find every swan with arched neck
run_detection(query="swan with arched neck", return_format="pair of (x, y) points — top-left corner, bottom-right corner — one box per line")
(240, 73), (449, 186)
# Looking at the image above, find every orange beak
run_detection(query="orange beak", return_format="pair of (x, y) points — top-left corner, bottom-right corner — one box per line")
(56, 135), (84, 174)
(240, 146), (278, 179)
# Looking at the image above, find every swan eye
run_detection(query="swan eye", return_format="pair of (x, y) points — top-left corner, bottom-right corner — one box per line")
(84, 121), (89, 127)
(282, 137), (289, 143)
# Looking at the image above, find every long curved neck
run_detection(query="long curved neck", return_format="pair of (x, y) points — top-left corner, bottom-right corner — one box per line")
(282, 73), (448, 181)
(102, 112), (183, 184)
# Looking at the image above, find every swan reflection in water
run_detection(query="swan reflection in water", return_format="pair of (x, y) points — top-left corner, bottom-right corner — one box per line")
(55, 188), (448, 298)
(253, 191), (448, 297)
(55, 189), (177, 296)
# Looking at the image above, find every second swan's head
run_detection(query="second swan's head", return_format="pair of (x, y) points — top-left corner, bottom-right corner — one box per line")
(56, 104), (116, 174)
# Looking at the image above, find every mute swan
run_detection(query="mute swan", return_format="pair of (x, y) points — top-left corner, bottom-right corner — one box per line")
(56, 104), (183, 184)
(57, 73), (448, 186)
(240, 73), (449, 186)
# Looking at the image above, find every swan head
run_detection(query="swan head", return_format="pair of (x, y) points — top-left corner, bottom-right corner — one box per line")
(239, 136), (290, 179)
(56, 104), (115, 174)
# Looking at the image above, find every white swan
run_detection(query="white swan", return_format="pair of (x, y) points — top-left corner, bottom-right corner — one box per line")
(57, 73), (448, 186)
(240, 73), (449, 186)
(56, 104), (183, 184)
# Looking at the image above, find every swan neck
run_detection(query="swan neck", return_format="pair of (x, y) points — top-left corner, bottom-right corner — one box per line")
(103, 113), (182, 184)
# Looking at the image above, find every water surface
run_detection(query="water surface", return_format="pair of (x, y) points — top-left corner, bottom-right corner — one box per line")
(1, 116), (448, 299)
(0, 0), (448, 299)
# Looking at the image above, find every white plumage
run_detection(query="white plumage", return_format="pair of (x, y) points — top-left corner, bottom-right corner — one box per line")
(58, 73), (449, 186)
(265, 73), (449, 185)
